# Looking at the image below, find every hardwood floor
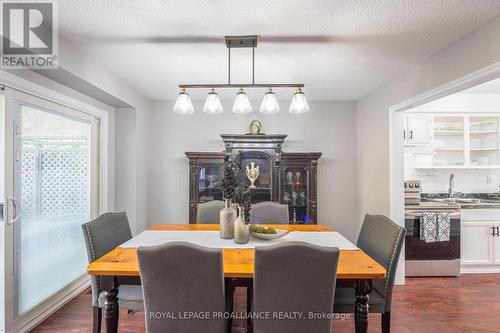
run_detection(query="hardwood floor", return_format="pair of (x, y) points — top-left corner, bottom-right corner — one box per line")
(32, 274), (500, 332)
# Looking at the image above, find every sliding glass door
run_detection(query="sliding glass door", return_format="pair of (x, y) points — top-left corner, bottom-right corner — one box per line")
(2, 87), (99, 331)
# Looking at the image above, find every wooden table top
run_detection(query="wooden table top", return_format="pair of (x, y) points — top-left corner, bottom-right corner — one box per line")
(87, 224), (386, 279)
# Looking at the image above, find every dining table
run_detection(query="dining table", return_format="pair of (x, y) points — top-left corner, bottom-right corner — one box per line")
(87, 224), (386, 333)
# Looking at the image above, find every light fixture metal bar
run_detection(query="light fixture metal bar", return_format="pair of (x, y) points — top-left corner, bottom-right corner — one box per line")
(228, 45), (232, 85)
(179, 83), (304, 89)
(252, 46), (255, 85)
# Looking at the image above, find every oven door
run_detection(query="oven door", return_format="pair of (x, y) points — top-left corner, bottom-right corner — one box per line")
(405, 212), (461, 260)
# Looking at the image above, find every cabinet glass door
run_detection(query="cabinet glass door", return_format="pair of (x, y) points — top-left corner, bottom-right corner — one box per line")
(469, 117), (499, 166)
(237, 151), (272, 203)
(198, 162), (224, 202)
(281, 167), (309, 224)
(432, 116), (465, 166)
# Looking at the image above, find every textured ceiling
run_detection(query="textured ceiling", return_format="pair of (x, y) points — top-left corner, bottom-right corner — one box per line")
(58, 0), (500, 101)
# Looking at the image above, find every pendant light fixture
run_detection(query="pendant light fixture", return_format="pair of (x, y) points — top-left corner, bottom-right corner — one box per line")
(174, 35), (309, 115)
(289, 87), (310, 113)
(260, 88), (280, 113)
(232, 88), (252, 113)
(203, 88), (223, 114)
(173, 88), (194, 114)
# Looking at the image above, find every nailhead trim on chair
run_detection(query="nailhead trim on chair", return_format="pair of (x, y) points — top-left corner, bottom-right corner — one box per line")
(365, 214), (404, 297)
(83, 212), (127, 297)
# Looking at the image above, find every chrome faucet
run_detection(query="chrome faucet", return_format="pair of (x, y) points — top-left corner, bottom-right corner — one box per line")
(448, 174), (455, 198)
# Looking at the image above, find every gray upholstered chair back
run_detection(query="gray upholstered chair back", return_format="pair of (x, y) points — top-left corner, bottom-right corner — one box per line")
(253, 241), (339, 333)
(250, 201), (289, 224)
(357, 214), (406, 312)
(81, 212), (133, 305)
(137, 242), (226, 333)
(196, 200), (225, 224)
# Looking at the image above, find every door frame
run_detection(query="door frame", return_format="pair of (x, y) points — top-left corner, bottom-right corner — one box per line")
(389, 61), (500, 281)
(0, 71), (113, 333)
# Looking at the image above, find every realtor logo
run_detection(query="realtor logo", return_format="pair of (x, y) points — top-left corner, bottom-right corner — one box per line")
(1, 0), (58, 68)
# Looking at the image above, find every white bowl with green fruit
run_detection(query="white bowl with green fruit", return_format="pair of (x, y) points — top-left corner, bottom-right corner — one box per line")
(249, 225), (290, 240)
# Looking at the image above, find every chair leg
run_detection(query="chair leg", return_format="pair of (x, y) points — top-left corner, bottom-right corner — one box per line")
(92, 306), (102, 333)
(382, 311), (391, 333)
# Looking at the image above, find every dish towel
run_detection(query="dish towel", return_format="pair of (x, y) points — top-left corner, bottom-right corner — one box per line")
(436, 212), (451, 242)
(420, 212), (451, 243)
(420, 212), (438, 243)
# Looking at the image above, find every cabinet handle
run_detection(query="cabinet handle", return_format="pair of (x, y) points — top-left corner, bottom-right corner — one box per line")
(409, 130), (413, 140)
(491, 226), (496, 237)
(496, 226), (500, 237)
(403, 130), (406, 140)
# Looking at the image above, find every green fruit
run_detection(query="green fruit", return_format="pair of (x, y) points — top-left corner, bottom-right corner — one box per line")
(264, 227), (277, 234)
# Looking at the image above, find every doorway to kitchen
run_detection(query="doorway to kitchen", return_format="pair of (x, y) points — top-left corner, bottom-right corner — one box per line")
(390, 65), (500, 279)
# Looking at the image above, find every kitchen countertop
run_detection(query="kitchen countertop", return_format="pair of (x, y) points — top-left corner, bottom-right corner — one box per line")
(406, 193), (500, 210)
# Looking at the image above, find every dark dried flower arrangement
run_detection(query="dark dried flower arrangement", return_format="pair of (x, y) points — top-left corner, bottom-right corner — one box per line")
(222, 152), (252, 224)
(221, 153), (239, 200)
(234, 185), (252, 224)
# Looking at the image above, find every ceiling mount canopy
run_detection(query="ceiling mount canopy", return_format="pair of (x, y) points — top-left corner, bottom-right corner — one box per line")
(174, 35), (309, 114)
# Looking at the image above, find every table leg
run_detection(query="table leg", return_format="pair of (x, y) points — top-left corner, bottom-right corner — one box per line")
(224, 278), (234, 333)
(100, 276), (120, 333)
(354, 279), (372, 333)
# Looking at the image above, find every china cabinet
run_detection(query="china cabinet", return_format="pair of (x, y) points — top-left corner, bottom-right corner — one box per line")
(186, 134), (322, 224)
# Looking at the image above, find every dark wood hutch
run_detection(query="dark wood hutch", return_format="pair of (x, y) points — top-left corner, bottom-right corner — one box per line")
(186, 134), (322, 224)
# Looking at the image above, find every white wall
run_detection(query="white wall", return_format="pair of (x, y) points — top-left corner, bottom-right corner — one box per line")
(148, 100), (360, 241)
(357, 16), (500, 283)
(51, 37), (152, 234)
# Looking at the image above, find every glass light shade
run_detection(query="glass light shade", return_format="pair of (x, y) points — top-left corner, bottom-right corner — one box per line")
(232, 90), (252, 114)
(173, 91), (194, 114)
(203, 91), (223, 114)
(259, 89), (280, 113)
(289, 89), (310, 113)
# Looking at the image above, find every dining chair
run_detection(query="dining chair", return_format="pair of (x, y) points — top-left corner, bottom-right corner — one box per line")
(137, 242), (226, 333)
(81, 212), (144, 333)
(250, 201), (289, 224)
(196, 200), (226, 224)
(333, 214), (406, 333)
(253, 241), (340, 333)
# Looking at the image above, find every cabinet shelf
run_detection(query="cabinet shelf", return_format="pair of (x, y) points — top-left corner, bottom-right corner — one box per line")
(416, 165), (500, 170)
(434, 130), (463, 135)
(470, 147), (498, 151)
(434, 147), (464, 151)
(470, 131), (498, 135)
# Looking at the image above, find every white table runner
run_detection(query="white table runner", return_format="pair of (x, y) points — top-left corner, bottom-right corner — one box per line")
(119, 230), (358, 250)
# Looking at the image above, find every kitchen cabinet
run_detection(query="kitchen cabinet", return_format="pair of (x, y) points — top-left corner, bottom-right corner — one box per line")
(493, 223), (500, 265)
(461, 222), (493, 265)
(461, 209), (500, 273)
(405, 114), (432, 145)
(410, 114), (500, 169)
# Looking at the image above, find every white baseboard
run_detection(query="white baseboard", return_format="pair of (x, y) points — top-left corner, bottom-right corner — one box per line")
(461, 266), (500, 274)
(14, 275), (90, 333)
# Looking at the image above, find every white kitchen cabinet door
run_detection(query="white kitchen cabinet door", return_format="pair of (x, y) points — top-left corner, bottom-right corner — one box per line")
(461, 222), (494, 265)
(406, 115), (432, 144)
(493, 223), (500, 265)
